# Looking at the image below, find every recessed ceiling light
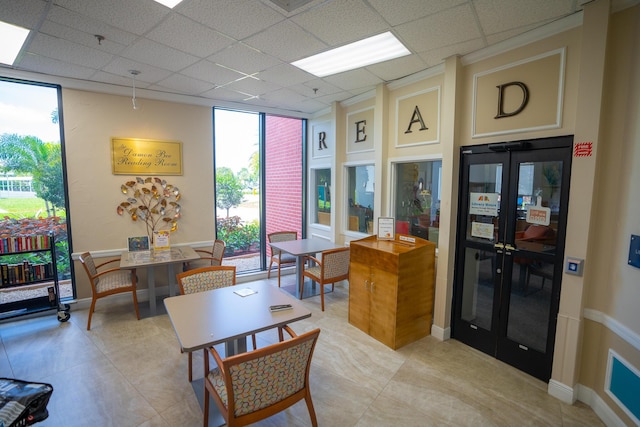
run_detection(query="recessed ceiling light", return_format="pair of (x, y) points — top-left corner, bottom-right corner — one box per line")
(291, 32), (411, 78)
(152, 0), (184, 8)
(0, 21), (29, 65)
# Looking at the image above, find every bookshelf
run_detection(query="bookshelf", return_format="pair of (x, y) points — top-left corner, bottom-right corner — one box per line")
(0, 234), (70, 322)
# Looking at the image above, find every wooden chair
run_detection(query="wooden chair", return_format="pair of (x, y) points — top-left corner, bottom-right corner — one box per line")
(183, 239), (226, 271)
(301, 247), (350, 311)
(204, 325), (320, 427)
(267, 231), (297, 287)
(78, 252), (140, 331)
(176, 266), (256, 382)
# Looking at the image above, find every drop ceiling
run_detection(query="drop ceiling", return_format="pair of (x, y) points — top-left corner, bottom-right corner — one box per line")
(0, 0), (626, 117)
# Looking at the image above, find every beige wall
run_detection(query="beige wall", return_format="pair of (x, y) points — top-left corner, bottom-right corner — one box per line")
(579, 4), (640, 425)
(63, 89), (214, 299)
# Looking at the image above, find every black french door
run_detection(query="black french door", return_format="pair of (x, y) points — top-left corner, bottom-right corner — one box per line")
(452, 136), (572, 381)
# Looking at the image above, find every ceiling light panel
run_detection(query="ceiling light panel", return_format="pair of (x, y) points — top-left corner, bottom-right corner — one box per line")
(152, 0), (184, 8)
(0, 21), (30, 65)
(291, 32), (410, 77)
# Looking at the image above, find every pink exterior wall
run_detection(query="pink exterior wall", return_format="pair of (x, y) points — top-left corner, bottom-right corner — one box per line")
(265, 115), (303, 256)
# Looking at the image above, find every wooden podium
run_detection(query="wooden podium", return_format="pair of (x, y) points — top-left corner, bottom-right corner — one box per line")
(348, 234), (436, 349)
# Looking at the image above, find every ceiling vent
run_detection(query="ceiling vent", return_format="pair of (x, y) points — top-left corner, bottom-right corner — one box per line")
(266, 0), (315, 13)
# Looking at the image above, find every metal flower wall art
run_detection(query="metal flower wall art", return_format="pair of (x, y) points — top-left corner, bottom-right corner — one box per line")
(116, 177), (181, 243)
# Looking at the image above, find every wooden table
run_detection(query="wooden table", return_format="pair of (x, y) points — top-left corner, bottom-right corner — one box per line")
(269, 238), (340, 298)
(164, 280), (312, 356)
(120, 246), (200, 316)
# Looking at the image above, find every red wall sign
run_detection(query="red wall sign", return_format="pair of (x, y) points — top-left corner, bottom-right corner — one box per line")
(574, 142), (593, 157)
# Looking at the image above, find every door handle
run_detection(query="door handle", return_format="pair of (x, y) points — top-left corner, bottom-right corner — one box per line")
(505, 244), (516, 251)
(494, 242), (504, 251)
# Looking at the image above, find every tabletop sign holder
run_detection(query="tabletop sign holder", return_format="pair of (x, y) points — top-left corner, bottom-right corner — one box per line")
(128, 236), (150, 252)
(154, 230), (170, 250)
(377, 217), (395, 240)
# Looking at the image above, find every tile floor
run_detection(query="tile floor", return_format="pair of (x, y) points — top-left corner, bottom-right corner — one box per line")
(0, 275), (604, 427)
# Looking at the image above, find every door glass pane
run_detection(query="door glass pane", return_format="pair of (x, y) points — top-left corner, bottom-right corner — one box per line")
(466, 163), (502, 244)
(460, 248), (495, 330)
(347, 165), (374, 233)
(506, 260), (554, 352)
(514, 160), (562, 254)
(393, 160), (442, 245)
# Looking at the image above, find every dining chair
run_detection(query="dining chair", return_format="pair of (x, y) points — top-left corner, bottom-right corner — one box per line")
(301, 247), (350, 311)
(183, 239), (226, 271)
(175, 266), (256, 382)
(78, 252), (140, 331)
(267, 231), (297, 287)
(203, 325), (321, 427)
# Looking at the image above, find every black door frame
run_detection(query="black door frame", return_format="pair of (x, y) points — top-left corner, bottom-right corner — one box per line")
(451, 135), (573, 381)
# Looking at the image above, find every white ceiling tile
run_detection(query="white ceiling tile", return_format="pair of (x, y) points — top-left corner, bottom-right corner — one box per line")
(396, 4), (481, 54)
(258, 63), (315, 87)
(152, 73), (214, 95)
(180, 60), (246, 86)
(418, 39), (484, 67)
(121, 38), (199, 72)
(208, 43), (282, 75)
(324, 69), (383, 92)
(39, 20), (127, 56)
(179, 0), (285, 40)
(291, 0), (389, 46)
(474, 0), (575, 34)
(244, 20), (328, 62)
(27, 33), (113, 69)
(46, 4), (137, 46)
(223, 77), (281, 96)
(0, 0), (48, 28)
(367, 0), (467, 26)
(366, 54), (429, 82)
(53, 0), (169, 35)
(145, 14), (235, 58)
(16, 53), (97, 80)
(202, 86), (248, 103)
(101, 58), (173, 84)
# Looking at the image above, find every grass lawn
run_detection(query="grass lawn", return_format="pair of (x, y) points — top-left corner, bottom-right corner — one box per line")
(0, 197), (65, 219)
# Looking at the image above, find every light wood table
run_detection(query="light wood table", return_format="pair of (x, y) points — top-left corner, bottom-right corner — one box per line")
(164, 280), (312, 356)
(120, 246), (200, 316)
(269, 238), (339, 298)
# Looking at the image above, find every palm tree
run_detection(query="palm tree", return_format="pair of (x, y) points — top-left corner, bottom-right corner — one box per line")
(0, 133), (64, 216)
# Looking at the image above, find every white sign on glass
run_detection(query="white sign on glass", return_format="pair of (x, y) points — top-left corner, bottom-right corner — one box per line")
(469, 192), (499, 216)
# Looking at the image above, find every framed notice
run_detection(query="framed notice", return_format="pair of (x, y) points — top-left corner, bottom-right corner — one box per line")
(378, 217), (395, 240)
(111, 138), (183, 175)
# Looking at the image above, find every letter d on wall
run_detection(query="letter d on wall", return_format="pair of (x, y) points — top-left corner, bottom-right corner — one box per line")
(495, 81), (529, 118)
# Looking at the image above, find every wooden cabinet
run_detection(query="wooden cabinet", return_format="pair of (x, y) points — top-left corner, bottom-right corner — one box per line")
(349, 234), (435, 349)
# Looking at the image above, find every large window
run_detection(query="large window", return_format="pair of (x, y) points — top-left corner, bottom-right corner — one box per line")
(347, 164), (374, 234)
(214, 109), (304, 274)
(311, 168), (331, 226)
(0, 78), (73, 309)
(393, 160), (442, 245)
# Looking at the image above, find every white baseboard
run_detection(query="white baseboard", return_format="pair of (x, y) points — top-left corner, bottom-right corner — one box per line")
(548, 379), (577, 404)
(577, 384), (627, 427)
(431, 324), (451, 341)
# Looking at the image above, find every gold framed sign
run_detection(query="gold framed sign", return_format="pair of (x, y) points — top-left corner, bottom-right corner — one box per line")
(111, 138), (183, 175)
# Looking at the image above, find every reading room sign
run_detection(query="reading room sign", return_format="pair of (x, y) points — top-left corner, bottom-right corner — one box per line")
(111, 137), (183, 175)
